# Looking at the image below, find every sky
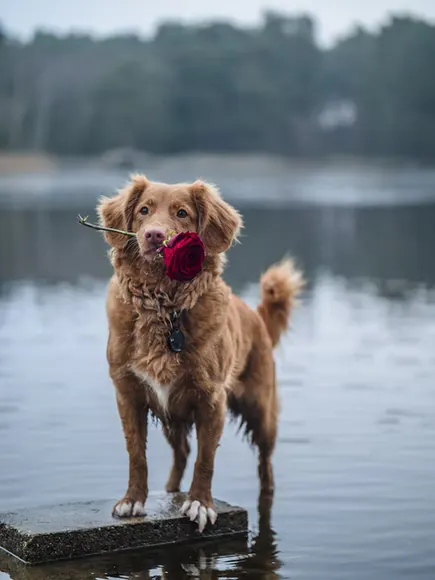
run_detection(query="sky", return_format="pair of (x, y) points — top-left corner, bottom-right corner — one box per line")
(2, 0), (435, 45)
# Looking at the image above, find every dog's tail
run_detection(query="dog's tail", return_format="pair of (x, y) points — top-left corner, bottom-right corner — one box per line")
(257, 257), (305, 348)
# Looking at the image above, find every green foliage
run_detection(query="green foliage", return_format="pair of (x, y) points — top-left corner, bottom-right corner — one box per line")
(1, 13), (435, 159)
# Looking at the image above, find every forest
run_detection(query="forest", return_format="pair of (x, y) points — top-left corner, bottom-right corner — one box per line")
(1, 12), (435, 159)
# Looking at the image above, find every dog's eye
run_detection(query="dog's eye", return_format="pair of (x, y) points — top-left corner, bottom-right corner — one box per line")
(139, 207), (149, 216)
(177, 209), (188, 218)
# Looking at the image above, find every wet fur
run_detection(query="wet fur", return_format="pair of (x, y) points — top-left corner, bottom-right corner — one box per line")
(98, 174), (304, 526)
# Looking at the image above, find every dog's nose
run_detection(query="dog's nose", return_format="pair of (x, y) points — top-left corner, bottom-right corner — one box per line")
(145, 227), (165, 245)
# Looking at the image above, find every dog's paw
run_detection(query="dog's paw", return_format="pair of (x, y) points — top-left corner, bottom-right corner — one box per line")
(180, 498), (217, 533)
(112, 497), (146, 518)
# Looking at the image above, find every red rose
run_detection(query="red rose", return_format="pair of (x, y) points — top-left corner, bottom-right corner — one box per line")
(162, 232), (206, 281)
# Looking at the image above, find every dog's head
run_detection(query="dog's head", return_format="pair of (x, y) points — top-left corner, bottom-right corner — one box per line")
(97, 174), (242, 262)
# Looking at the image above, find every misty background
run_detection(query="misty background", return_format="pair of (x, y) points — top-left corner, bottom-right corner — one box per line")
(1, 7), (435, 161)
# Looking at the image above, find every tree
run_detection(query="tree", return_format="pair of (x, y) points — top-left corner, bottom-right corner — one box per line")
(1, 12), (435, 160)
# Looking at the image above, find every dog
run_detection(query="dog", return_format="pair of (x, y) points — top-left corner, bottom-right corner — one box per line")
(97, 174), (304, 532)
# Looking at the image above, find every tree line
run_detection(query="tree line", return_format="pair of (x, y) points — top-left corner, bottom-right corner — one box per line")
(1, 12), (435, 159)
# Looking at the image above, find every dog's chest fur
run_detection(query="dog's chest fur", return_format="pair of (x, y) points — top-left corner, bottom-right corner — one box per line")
(133, 369), (172, 413)
(130, 309), (188, 385)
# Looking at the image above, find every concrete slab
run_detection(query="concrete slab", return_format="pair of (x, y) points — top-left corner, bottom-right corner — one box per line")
(0, 492), (248, 565)
(0, 534), (250, 580)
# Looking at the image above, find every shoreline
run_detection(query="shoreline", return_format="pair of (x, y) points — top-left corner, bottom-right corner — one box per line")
(0, 150), (433, 177)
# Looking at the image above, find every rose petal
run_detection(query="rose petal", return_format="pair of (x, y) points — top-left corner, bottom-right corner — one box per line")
(163, 232), (205, 281)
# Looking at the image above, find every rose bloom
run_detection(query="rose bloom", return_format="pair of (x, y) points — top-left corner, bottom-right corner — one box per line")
(162, 232), (206, 281)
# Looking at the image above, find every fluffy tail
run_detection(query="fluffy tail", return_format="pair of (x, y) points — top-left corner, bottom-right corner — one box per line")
(257, 258), (305, 347)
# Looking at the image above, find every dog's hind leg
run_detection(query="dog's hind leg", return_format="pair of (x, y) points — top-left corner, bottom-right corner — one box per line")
(243, 396), (277, 496)
(163, 422), (191, 493)
(255, 416), (277, 496)
(230, 351), (278, 496)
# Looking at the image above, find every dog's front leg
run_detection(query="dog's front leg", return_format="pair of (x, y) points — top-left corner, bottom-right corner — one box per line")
(181, 391), (226, 532)
(112, 379), (148, 517)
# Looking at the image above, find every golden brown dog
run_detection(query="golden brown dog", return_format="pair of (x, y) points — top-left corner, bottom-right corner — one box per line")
(98, 174), (304, 532)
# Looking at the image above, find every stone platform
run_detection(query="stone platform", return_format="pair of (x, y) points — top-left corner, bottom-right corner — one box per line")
(0, 493), (248, 565)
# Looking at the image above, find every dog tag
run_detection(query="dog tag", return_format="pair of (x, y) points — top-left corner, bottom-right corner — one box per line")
(167, 329), (186, 353)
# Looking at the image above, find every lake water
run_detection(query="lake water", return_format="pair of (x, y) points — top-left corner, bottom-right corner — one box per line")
(1, 163), (435, 579)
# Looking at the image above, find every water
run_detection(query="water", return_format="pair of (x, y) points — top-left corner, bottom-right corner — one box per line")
(1, 164), (435, 579)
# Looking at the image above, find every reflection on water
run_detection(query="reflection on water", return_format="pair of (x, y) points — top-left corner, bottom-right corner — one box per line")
(1, 177), (435, 579)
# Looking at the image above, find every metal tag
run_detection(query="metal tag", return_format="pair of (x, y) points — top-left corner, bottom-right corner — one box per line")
(167, 329), (186, 353)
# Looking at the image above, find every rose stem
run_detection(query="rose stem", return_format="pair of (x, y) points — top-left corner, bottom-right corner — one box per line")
(77, 214), (136, 237)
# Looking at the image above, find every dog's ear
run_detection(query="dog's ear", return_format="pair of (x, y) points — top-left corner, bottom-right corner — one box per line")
(97, 174), (149, 248)
(190, 180), (242, 254)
